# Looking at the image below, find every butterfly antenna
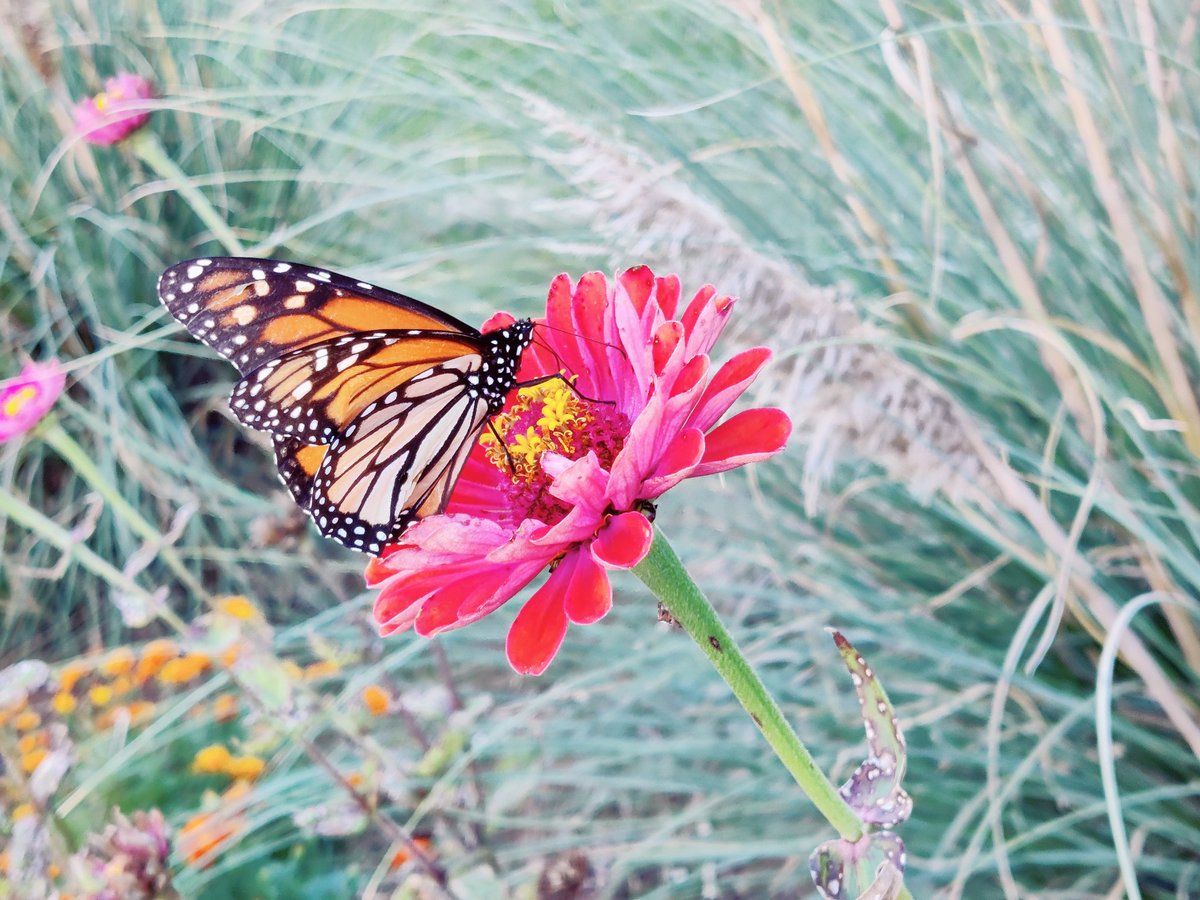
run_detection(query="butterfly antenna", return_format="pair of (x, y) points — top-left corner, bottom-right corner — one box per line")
(487, 419), (517, 476)
(536, 321), (628, 362)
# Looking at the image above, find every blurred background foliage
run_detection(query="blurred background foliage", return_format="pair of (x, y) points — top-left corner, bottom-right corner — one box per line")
(1, 0), (1199, 896)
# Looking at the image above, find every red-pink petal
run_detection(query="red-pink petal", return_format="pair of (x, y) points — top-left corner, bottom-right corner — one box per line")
(372, 578), (427, 628)
(546, 274), (589, 383)
(561, 549), (612, 624)
(592, 511), (652, 569)
(414, 573), (505, 635)
(507, 567), (572, 675)
(687, 347), (773, 433)
(652, 321), (683, 375)
(641, 427), (705, 498)
(479, 311), (516, 333)
(655, 274), (680, 320)
(619, 265), (655, 317)
(691, 408), (792, 476)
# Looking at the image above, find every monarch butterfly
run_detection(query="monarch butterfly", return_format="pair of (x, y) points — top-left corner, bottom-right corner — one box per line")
(158, 257), (534, 554)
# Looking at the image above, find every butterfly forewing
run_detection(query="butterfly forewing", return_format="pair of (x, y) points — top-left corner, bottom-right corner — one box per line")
(229, 330), (483, 443)
(158, 257), (473, 374)
(157, 256), (536, 554)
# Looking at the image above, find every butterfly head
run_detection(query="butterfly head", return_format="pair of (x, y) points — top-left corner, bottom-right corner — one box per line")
(478, 318), (535, 414)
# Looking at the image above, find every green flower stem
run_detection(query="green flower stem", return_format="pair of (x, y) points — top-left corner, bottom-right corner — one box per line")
(38, 420), (209, 601)
(0, 486), (188, 635)
(633, 526), (864, 842)
(129, 130), (245, 255)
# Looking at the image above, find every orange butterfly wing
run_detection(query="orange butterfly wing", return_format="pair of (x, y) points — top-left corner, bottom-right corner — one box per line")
(157, 257), (473, 374)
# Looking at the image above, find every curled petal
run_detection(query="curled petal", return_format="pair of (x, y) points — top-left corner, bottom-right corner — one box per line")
(692, 408), (792, 477)
(507, 566), (573, 675)
(592, 511), (652, 569)
(688, 347), (772, 433)
(641, 427), (705, 498)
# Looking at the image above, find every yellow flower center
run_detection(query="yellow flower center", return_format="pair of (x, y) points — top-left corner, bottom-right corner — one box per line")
(481, 380), (593, 483)
(3, 386), (36, 417)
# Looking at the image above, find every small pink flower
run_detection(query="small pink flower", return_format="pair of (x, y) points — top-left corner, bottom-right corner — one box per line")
(73, 72), (155, 145)
(0, 360), (65, 443)
(367, 267), (791, 675)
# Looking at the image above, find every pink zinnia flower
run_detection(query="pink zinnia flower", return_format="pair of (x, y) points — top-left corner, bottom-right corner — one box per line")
(366, 267), (791, 675)
(73, 72), (155, 145)
(0, 360), (65, 443)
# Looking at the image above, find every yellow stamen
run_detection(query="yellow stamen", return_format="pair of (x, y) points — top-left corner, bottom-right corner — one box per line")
(3, 387), (36, 417)
(481, 379), (592, 482)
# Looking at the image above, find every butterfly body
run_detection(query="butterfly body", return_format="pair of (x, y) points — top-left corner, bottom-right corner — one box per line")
(158, 257), (534, 554)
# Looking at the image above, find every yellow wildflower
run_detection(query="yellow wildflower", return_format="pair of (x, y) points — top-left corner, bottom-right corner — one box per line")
(89, 684), (114, 706)
(193, 744), (233, 774)
(12, 803), (34, 821)
(51, 692), (77, 715)
(218, 595), (257, 620)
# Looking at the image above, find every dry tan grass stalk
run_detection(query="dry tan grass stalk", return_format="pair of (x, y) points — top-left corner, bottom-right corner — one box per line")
(878, 0), (1096, 439)
(1031, 0), (1200, 456)
(728, 1), (915, 312)
(525, 97), (996, 510)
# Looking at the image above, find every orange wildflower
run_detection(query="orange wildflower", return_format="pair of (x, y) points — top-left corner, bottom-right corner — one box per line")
(220, 643), (241, 668)
(126, 700), (157, 723)
(281, 660), (303, 681)
(59, 660), (90, 693)
(212, 693), (239, 722)
(17, 732), (46, 754)
(304, 659), (341, 681)
(51, 692), (77, 715)
(158, 653), (210, 684)
(100, 647), (135, 677)
(346, 771), (364, 788)
(225, 755), (266, 781)
(21, 748), (47, 773)
(361, 684), (389, 716)
(14, 710), (40, 732)
(110, 675), (133, 696)
(389, 836), (432, 870)
(179, 810), (242, 867)
(136, 638), (179, 682)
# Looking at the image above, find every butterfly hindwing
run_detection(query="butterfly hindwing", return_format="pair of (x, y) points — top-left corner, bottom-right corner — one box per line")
(306, 356), (493, 553)
(158, 257), (474, 374)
